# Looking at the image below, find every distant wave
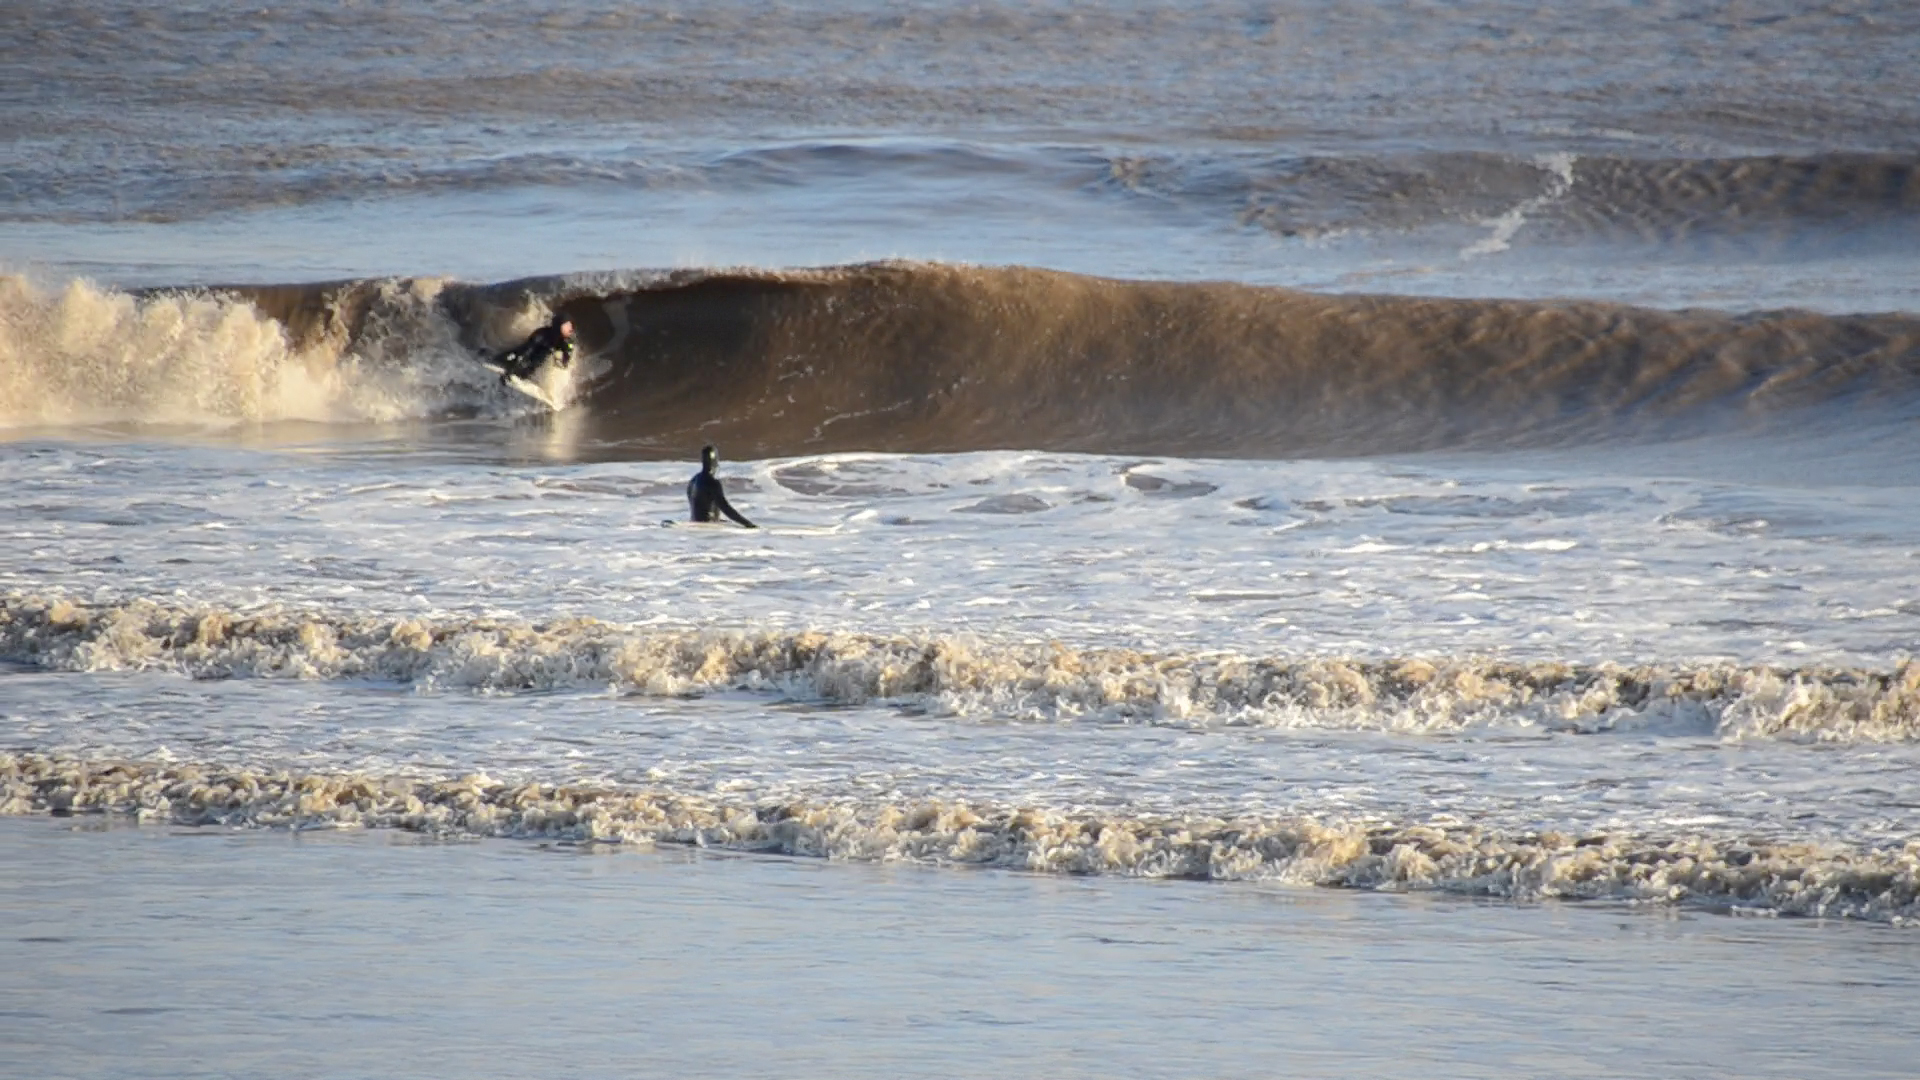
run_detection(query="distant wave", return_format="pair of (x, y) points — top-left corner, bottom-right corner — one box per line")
(12, 136), (1920, 253)
(1113, 150), (1920, 248)
(8, 596), (1918, 742)
(7, 752), (1916, 924)
(7, 262), (1919, 455)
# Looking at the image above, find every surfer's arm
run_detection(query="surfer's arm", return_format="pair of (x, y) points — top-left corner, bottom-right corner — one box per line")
(716, 488), (756, 528)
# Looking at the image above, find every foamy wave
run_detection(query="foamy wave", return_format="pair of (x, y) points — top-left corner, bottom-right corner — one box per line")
(7, 595), (1919, 741)
(0, 275), (513, 427)
(7, 753), (1916, 924)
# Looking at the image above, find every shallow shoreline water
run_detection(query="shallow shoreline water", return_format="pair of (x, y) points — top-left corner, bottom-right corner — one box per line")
(6, 815), (1919, 1080)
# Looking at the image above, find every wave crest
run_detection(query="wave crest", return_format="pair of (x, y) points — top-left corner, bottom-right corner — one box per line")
(242, 262), (1920, 458)
(7, 753), (1917, 924)
(10, 263), (1920, 456)
(7, 595), (1918, 741)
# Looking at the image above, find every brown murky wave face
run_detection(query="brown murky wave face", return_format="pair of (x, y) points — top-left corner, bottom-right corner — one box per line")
(204, 262), (1920, 461)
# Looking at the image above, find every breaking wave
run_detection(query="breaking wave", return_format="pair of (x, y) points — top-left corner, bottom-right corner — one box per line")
(0, 274), (568, 428)
(6, 596), (1917, 742)
(6, 753), (1916, 925)
(53, 261), (1920, 459)
(6, 262), (1919, 457)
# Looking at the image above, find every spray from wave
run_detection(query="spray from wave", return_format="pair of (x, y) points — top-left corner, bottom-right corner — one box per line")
(0, 274), (559, 428)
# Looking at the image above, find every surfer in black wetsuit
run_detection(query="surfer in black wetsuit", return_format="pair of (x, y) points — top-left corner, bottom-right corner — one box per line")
(491, 313), (575, 383)
(688, 445), (756, 527)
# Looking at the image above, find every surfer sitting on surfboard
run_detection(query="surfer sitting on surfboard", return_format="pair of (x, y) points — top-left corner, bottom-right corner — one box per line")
(688, 445), (756, 528)
(491, 312), (575, 384)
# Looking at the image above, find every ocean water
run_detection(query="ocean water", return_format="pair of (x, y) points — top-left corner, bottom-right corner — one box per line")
(8, 816), (1920, 1080)
(6, 1), (1920, 1075)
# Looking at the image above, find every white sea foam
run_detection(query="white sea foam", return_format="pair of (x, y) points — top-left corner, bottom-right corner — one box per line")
(6, 440), (1918, 670)
(6, 595), (1917, 741)
(7, 753), (1916, 924)
(0, 275), (531, 427)
(5, 424), (1920, 935)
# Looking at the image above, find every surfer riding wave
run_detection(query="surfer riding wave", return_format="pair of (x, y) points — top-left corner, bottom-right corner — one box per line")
(489, 312), (575, 384)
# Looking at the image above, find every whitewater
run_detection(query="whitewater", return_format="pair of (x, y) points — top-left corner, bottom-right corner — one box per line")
(7, 1), (1920, 1077)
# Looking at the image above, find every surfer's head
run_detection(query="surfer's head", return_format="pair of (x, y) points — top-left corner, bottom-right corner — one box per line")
(550, 312), (574, 337)
(700, 445), (718, 472)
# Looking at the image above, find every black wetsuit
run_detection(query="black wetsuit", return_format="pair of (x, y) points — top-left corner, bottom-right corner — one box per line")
(688, 464), (755, 527)
(493, 325), (575, 381)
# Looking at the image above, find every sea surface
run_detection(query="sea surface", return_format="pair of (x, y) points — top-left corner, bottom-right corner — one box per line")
(6, 2), (1920, 1077)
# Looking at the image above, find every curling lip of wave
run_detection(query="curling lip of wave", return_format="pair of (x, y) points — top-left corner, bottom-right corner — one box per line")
(7, 753), (1919, 925)
(7, 596), (1920, 742)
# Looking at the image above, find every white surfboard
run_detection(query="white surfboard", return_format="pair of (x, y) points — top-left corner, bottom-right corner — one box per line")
(480, 362), (564, 410)
(502, 373), (563, 410)
(658, 520), (839, 536)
